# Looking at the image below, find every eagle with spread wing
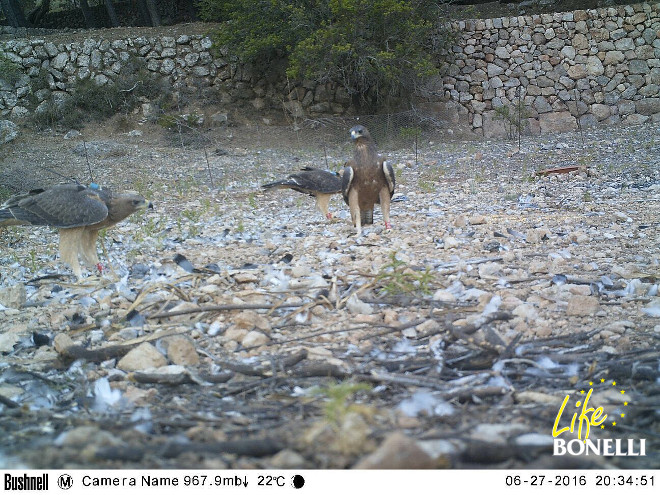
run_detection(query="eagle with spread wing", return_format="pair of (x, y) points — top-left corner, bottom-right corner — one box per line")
(341, 125), (395, 234)
(262, 166), (342, 220)
(0, 183), (152, 277)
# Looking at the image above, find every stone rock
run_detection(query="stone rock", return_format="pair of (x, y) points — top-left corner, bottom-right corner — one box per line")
(269, 449), (306, 469)
(566, 295), (601, 316)
(0, 283), (26, 309)
(346, 293), (373, 315)
(10, 106), (28, 119)
(355, 432), (435, 469)
(234, 310), (271, 331)
(242, 330), (270, 347)
(210, 111), (228, 125)
(160, 335), (199, 366)
(64, 130), (81, 140)
(55, 426), (122, 449)
(53, 333), (75, 353)
(0, 333), (19, 353)
(117, 342), (167, 371)
(0, 120), (19, 144)
(433, 289), (457, 303)
(586, 56), (604, 76)
(539, 111), (577, 134)
(635, 99), (660, 116)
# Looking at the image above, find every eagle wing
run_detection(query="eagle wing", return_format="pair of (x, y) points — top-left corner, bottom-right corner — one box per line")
(262, 167), (342, 220)
(0, 184), (109, 228)
(262, 167), (341, 196)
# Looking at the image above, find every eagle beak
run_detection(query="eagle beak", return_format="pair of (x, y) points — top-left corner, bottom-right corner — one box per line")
(350, 130), (360, 140)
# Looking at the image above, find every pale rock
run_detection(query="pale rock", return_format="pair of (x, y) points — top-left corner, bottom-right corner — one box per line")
(500, 295), (524, 311)
(224, 325), (249, 342)
(269, 449), (306, 469)
(567, 284), (592, 296)
(355, 431), (435, 469)
(0, 120), (19, 144)
(160, 335), (199, 365)
(233, 310), (271, 331)
(117, 342), (167, 371)
(0, 284), (26, 309)
(55, 426), (122, 448)
(513, 303), (538, 321)
(478, 262), (503, 280)
(566, 295), (601, 316)
(0, 333), (19, 353)
(346, 293), (373, 315)
(415, 319), (440, 334)
(232, 271), (259, 283)
(526, 228), (551, 243)
(53, 333), (75, 353)
(453, 214), (467, 227)
(122, 385), (158, 406)
(528, 260), (548, 274)
(469, 214), (487, 225)
(470, 423), (528, 444)
(432, 289), (457, 303)
(515, 391), (565, 405)
(443, 236), (460, 249)
(242, 330), (270, 347)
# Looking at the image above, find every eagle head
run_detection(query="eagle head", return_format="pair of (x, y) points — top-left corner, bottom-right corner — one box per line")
(350, 125), (369, 141)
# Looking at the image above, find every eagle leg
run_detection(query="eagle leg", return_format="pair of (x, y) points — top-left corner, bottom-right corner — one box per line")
(79, 229), (101, 268)
(348, 188), (361, 235)
(315, 193), (333, 220)
(379, 187), (392, 230)
(59, 227), (84, 278)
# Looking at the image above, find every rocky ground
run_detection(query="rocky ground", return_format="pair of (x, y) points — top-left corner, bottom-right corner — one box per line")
(0, 117), (658, 469)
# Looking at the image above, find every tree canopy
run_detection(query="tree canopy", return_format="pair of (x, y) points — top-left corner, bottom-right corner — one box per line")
(198, 0), (449, 109)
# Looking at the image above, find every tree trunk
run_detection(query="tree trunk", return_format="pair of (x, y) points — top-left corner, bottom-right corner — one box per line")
(104, 0), (119, 27)
(27, 0), (50, 25)
(144, 0), (161, 26)
(0, 0), (30, 27)
(79, 0), (100, 28)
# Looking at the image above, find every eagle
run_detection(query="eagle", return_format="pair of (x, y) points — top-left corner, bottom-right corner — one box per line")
(262, 166), (342, 220)
(341, 125), (395, 234)
(0, 183), (152, 277)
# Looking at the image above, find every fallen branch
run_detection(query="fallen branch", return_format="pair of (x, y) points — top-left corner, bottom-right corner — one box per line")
(149, 302), (304, 320)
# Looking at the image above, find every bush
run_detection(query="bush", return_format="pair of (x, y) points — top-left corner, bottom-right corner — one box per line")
(0, 53), (22, 86)
(200, 0), (449, 109)
(30, 56), (171, 129)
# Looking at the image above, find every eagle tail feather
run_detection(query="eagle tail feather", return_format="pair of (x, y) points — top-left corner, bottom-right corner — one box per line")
(361, 209), (374, 225)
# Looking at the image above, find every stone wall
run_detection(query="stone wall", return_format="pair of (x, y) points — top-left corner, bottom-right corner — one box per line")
(444, 1), (660, 135)
(1, 2), (659, 135)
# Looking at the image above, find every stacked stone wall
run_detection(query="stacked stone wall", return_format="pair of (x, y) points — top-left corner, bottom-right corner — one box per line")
(1, 2), (658, 135)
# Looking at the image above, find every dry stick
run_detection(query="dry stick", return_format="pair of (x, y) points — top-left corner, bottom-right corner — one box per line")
(148, 302), (304, 320)
(82, 139), (94, 183)
(574, 88), (584, 147)
(241, 322), (376, 351)
(203, 146), (214, 189)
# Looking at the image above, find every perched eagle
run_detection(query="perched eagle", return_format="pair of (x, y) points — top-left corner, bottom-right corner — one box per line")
(262, 166), (342, 220)
(341, 125), (395, 234)
(0, 183), (152, 277)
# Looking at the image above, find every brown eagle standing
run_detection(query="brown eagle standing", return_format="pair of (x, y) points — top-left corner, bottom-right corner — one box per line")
(262, 166), (342, 220)
(341, 125), (395, 234)
(0, 183), (152, 277)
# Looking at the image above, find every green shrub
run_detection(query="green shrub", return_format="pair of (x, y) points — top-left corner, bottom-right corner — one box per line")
(30, 56), (172, 129)
(200, 0), (450, 109)
(0, 53), (22, 86)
